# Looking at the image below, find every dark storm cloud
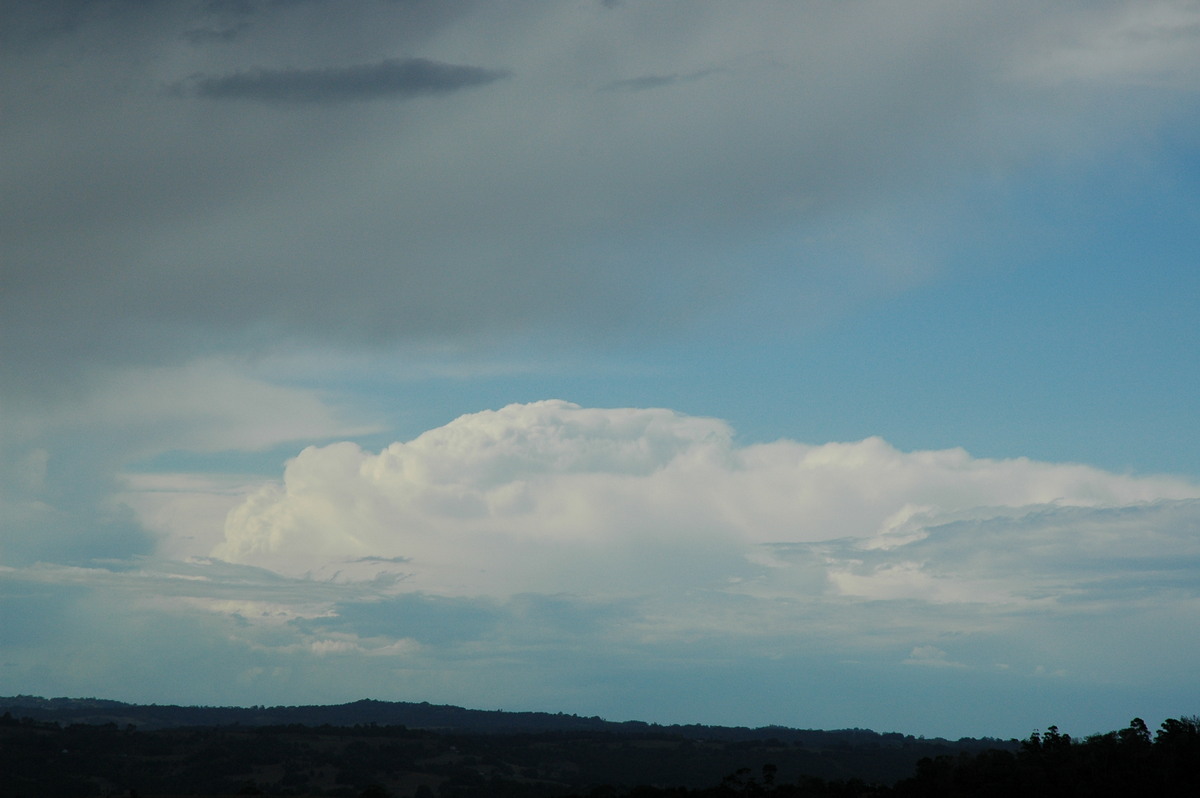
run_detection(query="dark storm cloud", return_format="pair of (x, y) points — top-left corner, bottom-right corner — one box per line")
(181, 57), (510, 103)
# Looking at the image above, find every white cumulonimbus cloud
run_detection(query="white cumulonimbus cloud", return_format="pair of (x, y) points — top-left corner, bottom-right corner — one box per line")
(217, 401), (1200, 596)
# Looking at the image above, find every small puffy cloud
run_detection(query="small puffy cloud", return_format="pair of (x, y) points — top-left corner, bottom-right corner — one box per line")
(216, 401), (1200, 598)
(180, 57), (510, 103)
(904, 645), (966, 668)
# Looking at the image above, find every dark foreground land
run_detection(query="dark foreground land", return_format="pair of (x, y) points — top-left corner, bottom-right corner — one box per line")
(1, 697), (1197, 798)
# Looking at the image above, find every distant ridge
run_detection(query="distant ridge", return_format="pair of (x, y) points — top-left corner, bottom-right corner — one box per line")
(0, 695), (628, 734)
(0, 695), (989, 746)
(0, 696), (1038, 794)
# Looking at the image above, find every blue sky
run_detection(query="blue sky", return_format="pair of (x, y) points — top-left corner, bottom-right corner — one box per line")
(2, 0), (1199, 741)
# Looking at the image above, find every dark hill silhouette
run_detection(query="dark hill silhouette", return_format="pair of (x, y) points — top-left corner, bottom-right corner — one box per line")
(2, 699), (1195, 797)
(0, 695), (1022, 796)
(1, 695), (628, 734)
(0, 695), (997, 746)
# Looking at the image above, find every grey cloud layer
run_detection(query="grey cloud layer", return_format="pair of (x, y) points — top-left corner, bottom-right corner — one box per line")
(7, 0), (1195, 386)
(182, 57), (510, 103)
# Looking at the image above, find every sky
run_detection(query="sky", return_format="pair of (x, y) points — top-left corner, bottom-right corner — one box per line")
(2, 0), (1199, 741)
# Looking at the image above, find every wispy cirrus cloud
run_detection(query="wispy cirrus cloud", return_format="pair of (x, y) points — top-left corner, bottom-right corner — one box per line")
(599, 68), (722, 93)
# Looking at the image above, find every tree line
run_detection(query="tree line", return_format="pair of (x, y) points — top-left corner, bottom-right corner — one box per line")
(1, 711), (1196, 797)
(615, 716), (1200, 798)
